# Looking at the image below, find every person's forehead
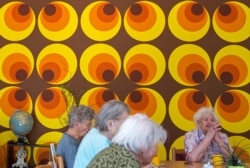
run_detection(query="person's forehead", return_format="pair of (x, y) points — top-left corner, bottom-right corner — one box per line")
(202, 114), (215, 119)
(80, 118), (92, 123)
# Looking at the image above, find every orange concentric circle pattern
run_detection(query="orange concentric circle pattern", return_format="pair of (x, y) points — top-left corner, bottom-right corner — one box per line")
(38, 1), (78, 41)
(0, 44), (34, 84)
(169, 44), (211, 86)
(212, 1), (250, 42)
(124, 44), (166, 85)
(168, 1), (210, 42)
(35, 87), (73, 129)
(36, 44), (77, 84)
(124, 1), (165, 41)
(80, 87), (119, 113)
(0, 1), (35, 41)
(0, 86), (33, 128)
(80, 44), (121, 85)
(81, 1), (121, 41)
(0, 0), (249, 164)
(213, 45), (250, 87)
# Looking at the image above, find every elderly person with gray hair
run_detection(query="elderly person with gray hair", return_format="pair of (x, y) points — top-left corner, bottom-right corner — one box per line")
(56, 104), (95, 168)
(184, 107), (230, 163)
(87, 113), (167, 168)
(73, 100), (130, 168)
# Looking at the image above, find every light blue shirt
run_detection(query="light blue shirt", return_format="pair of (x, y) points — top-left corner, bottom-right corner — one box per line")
(56, 133), (80, 168)
(73, 128), (111, 168)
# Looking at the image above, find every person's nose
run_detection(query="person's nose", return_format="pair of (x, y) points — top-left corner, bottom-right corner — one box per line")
(207, 121), (213, 126)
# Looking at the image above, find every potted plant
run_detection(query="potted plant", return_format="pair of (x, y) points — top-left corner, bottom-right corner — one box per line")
(224, 139), (250, 168)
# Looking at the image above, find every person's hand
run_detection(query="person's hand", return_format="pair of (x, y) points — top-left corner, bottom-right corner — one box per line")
(214, 130), (226, 145)
(214, 131), (223, 142)
(206, 122), (221, 140)
(212, 122), (221, 132)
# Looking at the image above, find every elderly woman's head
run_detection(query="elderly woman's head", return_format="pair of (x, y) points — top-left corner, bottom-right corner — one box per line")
(112, 113), (167, 167)
(68, 104), (95, 138)
(94, 100), (130, 139)
(193, 107), (219, 133)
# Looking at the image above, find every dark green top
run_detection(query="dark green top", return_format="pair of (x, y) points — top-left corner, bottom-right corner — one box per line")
(87, 143), (141, 168)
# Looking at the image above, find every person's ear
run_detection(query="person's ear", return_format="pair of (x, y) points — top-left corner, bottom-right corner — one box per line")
(74, 122), (80, 128)
(107, 119), (114, 130)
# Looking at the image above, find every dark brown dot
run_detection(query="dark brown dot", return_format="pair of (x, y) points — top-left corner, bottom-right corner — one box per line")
(220, 71), (233, 84)
(219, 4), (231, 16)
(39, 159), (50, 165)
(42, 70), (54, 82)
(16, 69), (28, 81)
(221, 92), (233, 105)
(130, 70), (142, 82)
(15, 89), (27, 101)
(42, 90), (53, 102)
(191, 4), (203, 15)
(44, 4), (56, 16)
(103, 4), (115, 15)
(18, 4), (30, 16)
(192, 91), (205, 104)
(103, 70), (115, 82)
(130, 4), (142, 16)
(102, 90), (114, 101)
(192, 71), (205, 83)
(129, 91), (142, 103)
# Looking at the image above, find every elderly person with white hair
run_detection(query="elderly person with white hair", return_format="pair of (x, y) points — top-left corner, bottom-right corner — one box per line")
(184, 107), (231, 163)
(87, 113), (167, 168)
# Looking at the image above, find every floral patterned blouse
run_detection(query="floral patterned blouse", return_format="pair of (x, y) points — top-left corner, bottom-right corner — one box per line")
(87, 143), (141, 168)
(184, 128), (230, 163)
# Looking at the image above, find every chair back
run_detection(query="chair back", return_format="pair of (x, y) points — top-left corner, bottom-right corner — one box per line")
(54, 155), (64, 168)
(35, 143), (64, 168)
(35, 156), (64, 168)
(172, 147), (186, 161)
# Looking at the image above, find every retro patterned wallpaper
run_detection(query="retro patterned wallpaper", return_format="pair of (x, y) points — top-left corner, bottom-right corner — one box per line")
(0, 0), (249, 167)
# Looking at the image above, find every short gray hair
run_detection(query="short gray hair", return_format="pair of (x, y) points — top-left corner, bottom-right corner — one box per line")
(94, 100), (130, 131)
(193, 107), (219, 127)
(112, 113), (167, 155)
(68, 105), (95, 128)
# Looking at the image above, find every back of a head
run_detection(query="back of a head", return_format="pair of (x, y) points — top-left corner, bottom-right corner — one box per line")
(68, 104), (95, 128)
(112, 113), (167, 155)
(94, 100), (130, 131)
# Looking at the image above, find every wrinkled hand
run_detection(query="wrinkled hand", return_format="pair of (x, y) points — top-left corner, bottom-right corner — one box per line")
(214, 131), (223, 142)
(206, 122), (221, 140)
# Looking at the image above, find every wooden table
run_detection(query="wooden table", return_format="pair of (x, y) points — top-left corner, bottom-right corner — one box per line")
(158, 161), (250, 168)
(158, 161), (208, 168)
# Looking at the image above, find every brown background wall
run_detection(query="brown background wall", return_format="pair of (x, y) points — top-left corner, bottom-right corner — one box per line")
(0, 0), (249, 167)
